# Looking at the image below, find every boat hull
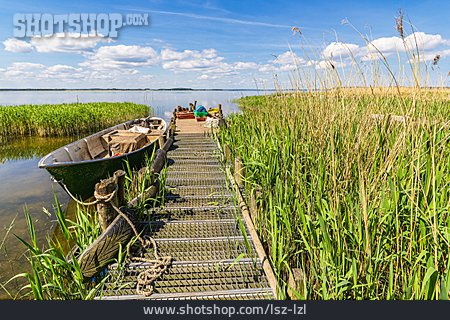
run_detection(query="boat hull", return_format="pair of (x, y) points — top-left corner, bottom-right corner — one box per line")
(46, 142), (158, 200)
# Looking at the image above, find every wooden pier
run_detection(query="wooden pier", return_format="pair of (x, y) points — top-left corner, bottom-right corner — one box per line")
(97, 118), (276, 300)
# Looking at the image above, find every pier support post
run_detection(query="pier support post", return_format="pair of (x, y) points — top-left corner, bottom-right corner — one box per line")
(95, 176), (119, 232)
(234, 157), (245, 189)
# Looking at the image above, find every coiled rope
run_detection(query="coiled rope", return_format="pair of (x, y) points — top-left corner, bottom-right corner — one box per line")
(110, 202), (172, 296)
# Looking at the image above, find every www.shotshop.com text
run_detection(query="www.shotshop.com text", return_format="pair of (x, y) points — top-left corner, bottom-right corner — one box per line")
(143, 303), (307, 317)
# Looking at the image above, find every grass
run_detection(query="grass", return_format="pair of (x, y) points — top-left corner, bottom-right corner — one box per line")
(6, 196), (104, 300)
(219, 89), (449, 300)
(218, 13), (449, 299)
(0, 102), (150, 137)
(216, 13), (450, 299)
(4, 152), (166, 300)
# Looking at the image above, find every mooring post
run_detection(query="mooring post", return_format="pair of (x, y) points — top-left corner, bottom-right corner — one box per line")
(234, 157), (245, 188)
(114, 170), (126, 207)
(95, 176), (119, 232)
(218, 104), (223, 119)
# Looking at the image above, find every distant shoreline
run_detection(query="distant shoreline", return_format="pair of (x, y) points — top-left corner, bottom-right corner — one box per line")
(0, 88), (276, 92)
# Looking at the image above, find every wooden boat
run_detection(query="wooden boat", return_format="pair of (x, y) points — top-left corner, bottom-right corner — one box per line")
(39, 117), (167, 199)
(176, 111), (195, 119)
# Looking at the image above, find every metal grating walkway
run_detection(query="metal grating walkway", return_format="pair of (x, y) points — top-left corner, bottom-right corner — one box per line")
(98, 126), (275, 300)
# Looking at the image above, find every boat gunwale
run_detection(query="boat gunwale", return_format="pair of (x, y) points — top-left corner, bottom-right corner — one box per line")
(38, 117), (167, 169)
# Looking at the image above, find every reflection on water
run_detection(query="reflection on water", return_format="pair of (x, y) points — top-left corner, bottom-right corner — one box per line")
(0, 136), (73, 163)
(0, 136), (72, 299)
(0, 90), (265, 299)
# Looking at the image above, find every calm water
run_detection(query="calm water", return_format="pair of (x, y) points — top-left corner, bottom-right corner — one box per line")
(0, 90), (265, 298)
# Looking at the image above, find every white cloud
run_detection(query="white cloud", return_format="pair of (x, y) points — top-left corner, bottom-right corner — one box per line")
(258, 64), (275, 72)
(261, 51), (308, 72)
(322, 42), (360, 58)
(31, 33), (112, 53)
(361, 32), (450, 61)
(40, 65), (84, 80)
(404, 32), (450, 50)
(161, 48), (218, 61)
(3, 62), (45, 78)
(161, 48), (224, 71)
(80, 45), (159, 70)
(3, 38), (33, 53)
(161, 48), (258, 77)
(233, 62), (259, 70)
(3, 33), (112, 54)
(411, 49), (450, 62)
(302, 59), (349, 70)
(274, 51), (305, 65)
(367, 36), (403, 53)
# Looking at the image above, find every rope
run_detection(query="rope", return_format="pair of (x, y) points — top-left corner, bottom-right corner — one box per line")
(110, 202), (172, 297)
(59, 179), (118, 207)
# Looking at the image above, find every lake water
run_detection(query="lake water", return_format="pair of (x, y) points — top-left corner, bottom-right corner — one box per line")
(0, 90), (265, 298)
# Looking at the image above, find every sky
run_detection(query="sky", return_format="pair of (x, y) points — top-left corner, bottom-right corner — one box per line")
(0, 0), (448, 89)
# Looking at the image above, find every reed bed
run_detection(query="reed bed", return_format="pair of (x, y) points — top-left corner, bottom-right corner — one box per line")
(219, 89), (449, 299)
(0, 102), (150, 137)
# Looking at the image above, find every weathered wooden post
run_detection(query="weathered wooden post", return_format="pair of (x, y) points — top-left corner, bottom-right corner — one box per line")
(234, 157), (245, 188)
(114, 170), (126, 207)
(95, 176), (119, 232)
(158, 135), (165, 150)
(287, 268), (306, 300)
(218, 104), (223, 119)
(151, 149), (167, 174)
(163, 137), (174, 152)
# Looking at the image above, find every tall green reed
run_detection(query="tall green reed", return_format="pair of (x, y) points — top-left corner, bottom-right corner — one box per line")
(220, 91), (449, 299)
(0, 102), (150, 137)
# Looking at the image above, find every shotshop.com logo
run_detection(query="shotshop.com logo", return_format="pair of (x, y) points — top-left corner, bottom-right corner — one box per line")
(13, 13), (149, 38)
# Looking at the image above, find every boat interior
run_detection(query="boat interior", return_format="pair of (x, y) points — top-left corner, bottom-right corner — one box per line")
(40, 117), (166, 165)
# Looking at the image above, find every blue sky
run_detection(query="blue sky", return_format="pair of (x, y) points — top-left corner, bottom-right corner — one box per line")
(0, 0), (448, 88)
